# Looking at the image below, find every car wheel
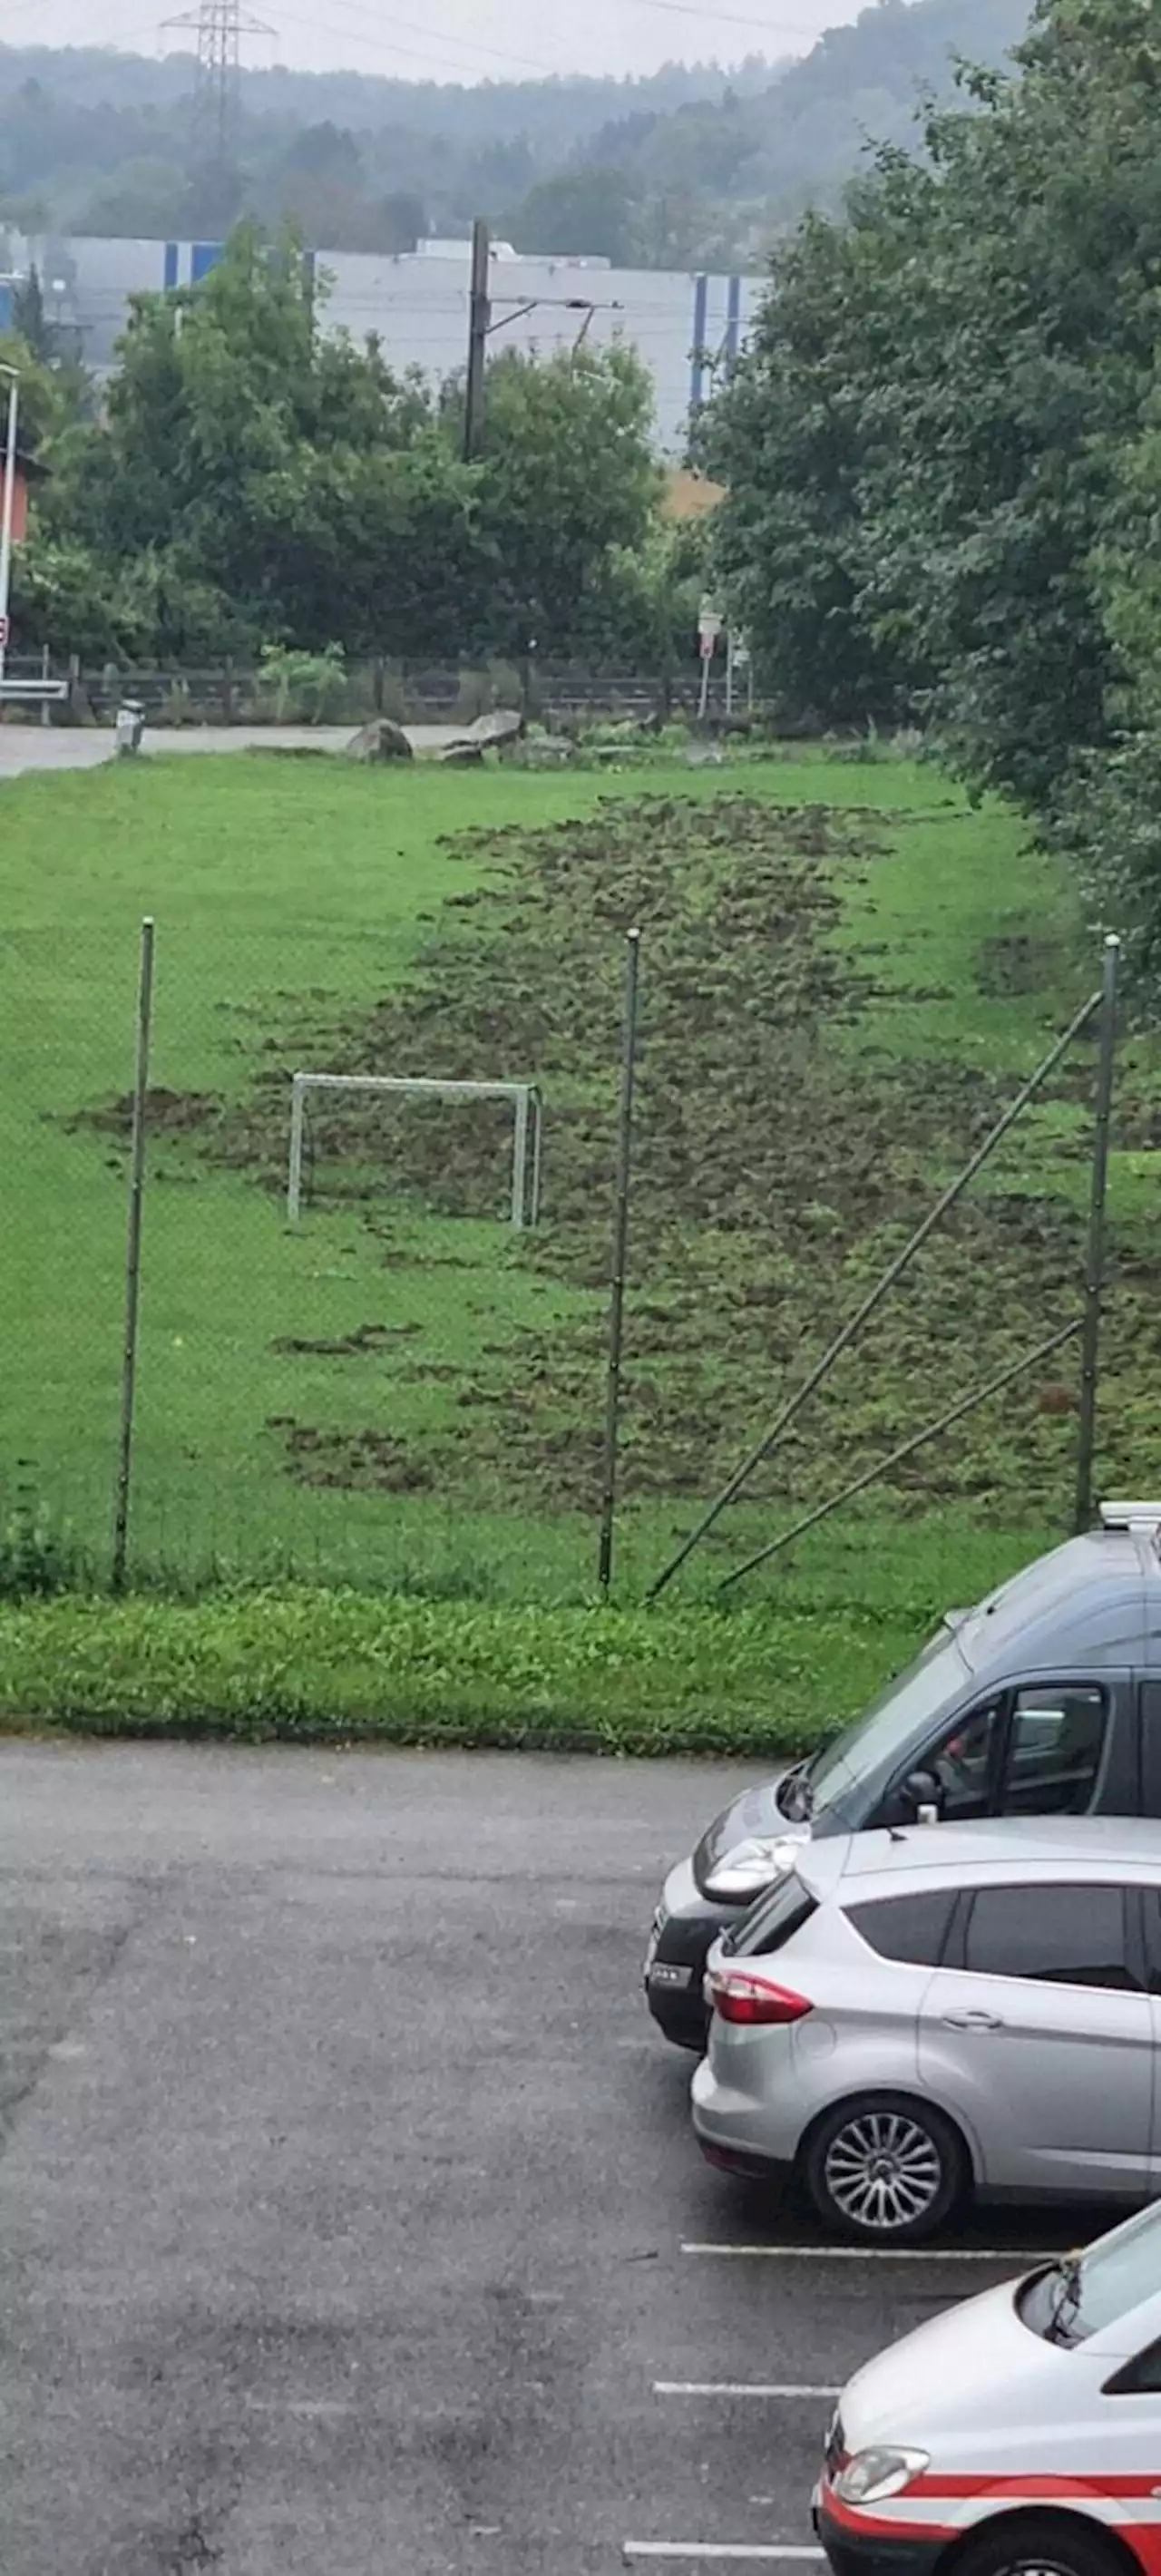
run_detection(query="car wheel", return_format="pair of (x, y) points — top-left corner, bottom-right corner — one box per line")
(803, 2093), (967, 2245)
(951, 2513), (1127, 2576)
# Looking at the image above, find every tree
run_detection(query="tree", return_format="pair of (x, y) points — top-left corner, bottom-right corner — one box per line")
(850, 3), (1161, 809)
(24, 221), (690, 671)
(469, 344), (664, 657)
(48, 227), (483, 661)
(505, 170), (640, 266)
(701, 170), (932, 724)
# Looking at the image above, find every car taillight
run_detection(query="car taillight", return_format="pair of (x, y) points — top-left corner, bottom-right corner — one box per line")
(707, 1968), (814, 2026)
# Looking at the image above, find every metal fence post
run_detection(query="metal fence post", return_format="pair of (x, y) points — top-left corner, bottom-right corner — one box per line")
(1075, 932), (1120, 1534)
(111, 917), (156, 1592)
(598, 929), (642, 1595)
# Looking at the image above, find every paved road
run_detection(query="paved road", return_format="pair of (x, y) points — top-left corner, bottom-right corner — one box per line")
(0, 723), (463, 778)
(0, 1745), (1091, 2576)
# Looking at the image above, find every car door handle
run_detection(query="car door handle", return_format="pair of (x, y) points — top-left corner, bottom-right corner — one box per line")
(941, 2009), (1004, 2031)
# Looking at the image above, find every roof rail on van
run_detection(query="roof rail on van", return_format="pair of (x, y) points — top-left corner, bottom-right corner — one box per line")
(1099, 1500), (1161, 1532)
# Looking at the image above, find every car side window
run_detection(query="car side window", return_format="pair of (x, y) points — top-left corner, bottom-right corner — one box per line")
(924, 1702), (1003, 1820)
(962, 1882), (1140, 1991)
(1105, 2339), (1161, 2395)
(999, 1685), (1107, 1816)
(844, 1889), (958, 1966)
(728, 1881), (817, 1960)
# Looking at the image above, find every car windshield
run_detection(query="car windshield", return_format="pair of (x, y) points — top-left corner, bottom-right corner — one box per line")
(1020, 2201), (1161, 2348)
(797, 1634), (968, 1816)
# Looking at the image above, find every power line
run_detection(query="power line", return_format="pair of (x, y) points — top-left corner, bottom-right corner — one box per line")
(268, 0), (554, 83)
(619, 0), (820, 36)
(312, 0), (556, 79)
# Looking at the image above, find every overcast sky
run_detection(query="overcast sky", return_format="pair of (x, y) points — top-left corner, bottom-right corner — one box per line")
(0, 0), (866, 86)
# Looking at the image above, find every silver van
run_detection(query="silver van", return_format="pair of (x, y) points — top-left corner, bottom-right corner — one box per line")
(647, 1503), (1161, 2048)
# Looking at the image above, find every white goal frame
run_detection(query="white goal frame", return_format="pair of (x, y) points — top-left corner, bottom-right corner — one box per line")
(286, 1072), (544, 1229)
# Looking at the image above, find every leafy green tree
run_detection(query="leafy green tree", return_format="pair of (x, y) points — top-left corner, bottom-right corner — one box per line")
(60, 226), (481, 659)
(849, 3), (1161, 808)
(702, 172), (930, 724)
(470, 344), (663, 657)
(707, 0), (1161, 821)
(505, 169), (640, 265)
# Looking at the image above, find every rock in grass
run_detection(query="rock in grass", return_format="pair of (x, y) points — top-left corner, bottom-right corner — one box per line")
(467, 707), (524, 750)
(346, 717), (414, 763)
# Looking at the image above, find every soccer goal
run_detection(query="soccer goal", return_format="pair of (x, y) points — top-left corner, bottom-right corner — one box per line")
(286, 1072), (544, 1230)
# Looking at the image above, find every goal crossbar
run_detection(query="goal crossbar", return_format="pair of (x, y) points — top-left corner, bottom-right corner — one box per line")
(287, 1072), (543, 1229)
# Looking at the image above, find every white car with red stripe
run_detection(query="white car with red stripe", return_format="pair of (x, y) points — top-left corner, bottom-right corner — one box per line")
(815, 2195), (1161, 2576)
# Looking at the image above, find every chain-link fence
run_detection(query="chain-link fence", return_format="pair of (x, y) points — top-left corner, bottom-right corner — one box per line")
(2, 775), (1145, 1610)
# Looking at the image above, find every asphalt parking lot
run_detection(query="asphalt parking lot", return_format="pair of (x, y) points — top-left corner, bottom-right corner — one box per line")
(0, 1743), (1096, 2576)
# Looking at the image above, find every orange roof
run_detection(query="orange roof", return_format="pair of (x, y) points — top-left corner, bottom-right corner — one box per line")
(662, 468), (727, 522)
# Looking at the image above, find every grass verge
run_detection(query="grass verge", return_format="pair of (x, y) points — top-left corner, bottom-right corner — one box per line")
(0, 1588), (926, 1753)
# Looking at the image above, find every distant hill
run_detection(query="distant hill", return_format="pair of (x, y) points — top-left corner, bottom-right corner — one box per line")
(0, 0), (1030, 269)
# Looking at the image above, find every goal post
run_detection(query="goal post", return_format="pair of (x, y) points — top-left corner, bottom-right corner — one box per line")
(286, 1072), (544, 1229)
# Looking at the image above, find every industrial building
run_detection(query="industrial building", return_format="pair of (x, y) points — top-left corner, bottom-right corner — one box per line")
(0, 234), (763, 455)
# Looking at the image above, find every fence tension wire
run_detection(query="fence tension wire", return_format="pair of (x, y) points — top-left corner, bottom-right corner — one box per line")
(719, 1318), (1081, 1592)
(646, 981), (1103, 1603)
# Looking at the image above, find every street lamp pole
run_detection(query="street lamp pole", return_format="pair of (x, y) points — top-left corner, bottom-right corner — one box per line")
(0, 364), (19, 688)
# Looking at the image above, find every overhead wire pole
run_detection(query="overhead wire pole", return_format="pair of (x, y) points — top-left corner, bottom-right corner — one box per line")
(463, 218), (491, 463)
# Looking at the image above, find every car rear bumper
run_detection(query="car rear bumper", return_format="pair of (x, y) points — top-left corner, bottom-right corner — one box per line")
(815, 2495), (946, 2576)
(690, 2038), (804, 2172)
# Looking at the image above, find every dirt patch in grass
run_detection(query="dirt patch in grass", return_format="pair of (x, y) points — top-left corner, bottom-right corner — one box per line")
(270, 1322), (422, 1356)
(73, 788), (1151, 1537)
(69, 1086), (226, 1138)
(268, 1419), (436, 1492)
(977, 932), (1063, 997)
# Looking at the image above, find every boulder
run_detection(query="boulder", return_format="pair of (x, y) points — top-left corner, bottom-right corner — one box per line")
(346, 717), (414, 763)
(467, 707), (524, 750)
(438, 741), (486, 766)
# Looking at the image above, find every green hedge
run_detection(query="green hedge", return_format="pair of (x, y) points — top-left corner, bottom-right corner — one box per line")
(0, 1588), (924, 1753)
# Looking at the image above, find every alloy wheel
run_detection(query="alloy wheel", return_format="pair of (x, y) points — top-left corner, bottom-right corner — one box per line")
(823, 2108), (943, 2232)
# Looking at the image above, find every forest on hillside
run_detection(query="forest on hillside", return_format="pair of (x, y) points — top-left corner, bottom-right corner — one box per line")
(0, 0), (1029, 268)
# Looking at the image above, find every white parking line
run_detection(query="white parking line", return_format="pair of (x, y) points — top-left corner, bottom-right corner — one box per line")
(681, 2242), (1039, 2262)
(653, 2382), (839, 2399)
(623, 2546), (825, 2563)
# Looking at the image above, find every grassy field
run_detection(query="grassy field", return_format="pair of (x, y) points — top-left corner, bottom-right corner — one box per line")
(3, 740), (1159, 1665)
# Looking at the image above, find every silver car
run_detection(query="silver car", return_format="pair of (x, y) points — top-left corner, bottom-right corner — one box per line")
(691, 1815), (1161, 2245)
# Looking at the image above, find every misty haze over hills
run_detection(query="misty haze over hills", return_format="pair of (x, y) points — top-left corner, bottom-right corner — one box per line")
(0, 0), (1029, 268)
